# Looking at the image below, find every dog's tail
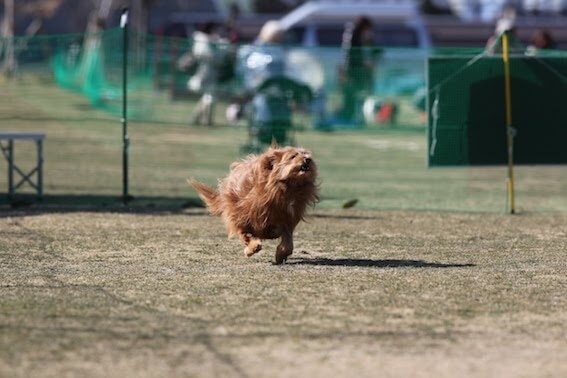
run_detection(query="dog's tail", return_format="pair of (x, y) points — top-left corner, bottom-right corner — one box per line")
(188, 179), (223, 216)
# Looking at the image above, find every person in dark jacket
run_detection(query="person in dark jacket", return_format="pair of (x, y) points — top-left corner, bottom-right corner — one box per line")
(339, 16), (381, 124)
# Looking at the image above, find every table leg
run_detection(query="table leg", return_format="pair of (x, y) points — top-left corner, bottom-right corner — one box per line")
(37, 139), (43, 198)
(7, 140), (14, 199)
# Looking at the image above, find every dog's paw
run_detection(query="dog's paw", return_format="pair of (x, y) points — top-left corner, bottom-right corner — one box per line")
(274, 254), (289, 265)
(244, 240), (263, 257)
(275, 250), (292, 265)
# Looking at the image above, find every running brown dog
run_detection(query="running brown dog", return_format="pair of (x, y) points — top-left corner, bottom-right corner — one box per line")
(190, 145), (318, 264)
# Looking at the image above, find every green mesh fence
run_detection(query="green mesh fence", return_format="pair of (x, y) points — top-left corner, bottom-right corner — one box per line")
(51, 29), (157, 118)
(1, 29), (567, 213)
(44, 27), (427, 126)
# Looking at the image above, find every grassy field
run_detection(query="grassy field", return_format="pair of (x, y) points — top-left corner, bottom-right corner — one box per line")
(1, 76), (567, 377)
(2, 77), (566, 213)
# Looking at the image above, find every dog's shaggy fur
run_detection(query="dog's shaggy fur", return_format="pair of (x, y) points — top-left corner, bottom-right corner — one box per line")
(190, 145), (318, 264)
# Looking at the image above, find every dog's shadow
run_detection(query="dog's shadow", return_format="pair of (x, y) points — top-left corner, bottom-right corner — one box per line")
(286, 257), (475, 269)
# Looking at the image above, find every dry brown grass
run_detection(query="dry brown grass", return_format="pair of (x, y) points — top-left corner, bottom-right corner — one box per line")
(1, 209), (566, 377)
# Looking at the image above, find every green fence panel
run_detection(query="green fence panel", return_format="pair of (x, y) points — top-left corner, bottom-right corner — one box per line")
(428, 54), (567, 166)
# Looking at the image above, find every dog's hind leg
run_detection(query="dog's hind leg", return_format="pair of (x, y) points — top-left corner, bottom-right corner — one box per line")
(240, 232), (262, 257)
(275, 231), (294, 264)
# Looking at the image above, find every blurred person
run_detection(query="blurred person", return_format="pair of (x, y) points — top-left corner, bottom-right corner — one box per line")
(228, 20), (287, 127)
(485, 7), (522, 54)
(526, 28), (557, 54)
(485, 16), (514, 51)
(241, 20), (288, 146)
(447, 0), (507, 22)
(217, 1), (241, 85)
(339, 16), (381, 124)
(240, 19), (287, 87)
(225, 2), (242, 44)
(237, 20), (312, 149)
(187, 21), (226, 126)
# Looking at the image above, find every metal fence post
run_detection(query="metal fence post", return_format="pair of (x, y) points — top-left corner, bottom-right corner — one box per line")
(120, 8), (131, 203)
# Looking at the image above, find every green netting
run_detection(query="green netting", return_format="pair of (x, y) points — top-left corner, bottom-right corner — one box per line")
(2, 29), (567, 213)
(427, 43), (567, 166)
(51, 28), (156, 117)
(43, 27), (428, 127)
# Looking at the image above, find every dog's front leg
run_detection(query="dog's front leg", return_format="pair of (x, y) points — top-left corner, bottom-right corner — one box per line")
(240, 232), (262, 257)
(275, 231), (294, 264)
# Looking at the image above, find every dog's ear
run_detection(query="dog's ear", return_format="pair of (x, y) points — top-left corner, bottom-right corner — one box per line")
(270, 138), (279, 149)
(260, 152), (275, 171)
(261, 149), (283, 171)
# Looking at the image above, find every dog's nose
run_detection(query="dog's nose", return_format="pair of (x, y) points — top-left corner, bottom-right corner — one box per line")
(304, 157), (312, 165)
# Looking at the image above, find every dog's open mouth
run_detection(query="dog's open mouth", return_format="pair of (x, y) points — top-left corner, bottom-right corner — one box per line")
(299, 163), (311, 172)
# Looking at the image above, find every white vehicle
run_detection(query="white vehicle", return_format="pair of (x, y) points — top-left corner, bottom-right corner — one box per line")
(277, 1), (432, 49)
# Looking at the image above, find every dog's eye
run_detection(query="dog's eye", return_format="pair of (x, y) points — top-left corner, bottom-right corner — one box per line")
(290, 154), (297, 160)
